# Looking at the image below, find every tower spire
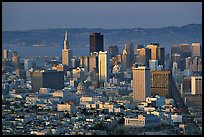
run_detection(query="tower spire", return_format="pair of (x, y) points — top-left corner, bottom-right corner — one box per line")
(65, 31), (68, 41)
(64, 31), (68, 49)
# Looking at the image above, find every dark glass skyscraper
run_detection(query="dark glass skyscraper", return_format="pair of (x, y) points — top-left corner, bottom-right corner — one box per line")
(157, 47), (165, 68)
(90, 33), (104, 54)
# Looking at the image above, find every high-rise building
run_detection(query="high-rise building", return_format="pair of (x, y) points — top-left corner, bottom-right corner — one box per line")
(62, 31), (73, 67)
(98, 51), (109, 82)
(3, 50), (8, 59)
(89, 52), (99, 72)
(192, 43), (201, 57)
(79, 56), (89, 72)
(146, 43), (159, 60)
(185, 57), (191, 70)
(190, 56), (201, 72)
(31, 70), (64, 92)
(157, 47), (165, 68)
(182, 76), (191, 94)
(109, 45), (118, 58)
(134, 47), (151, 68)
(151, 70), (172, 97)
(122, 46), (130, 70)
(125, 42), (135, 67)
(12, 51), (20, 69)
(132, 66), (151, 102)
(191, 76), (202, 95)
(90, 33), (104, 54)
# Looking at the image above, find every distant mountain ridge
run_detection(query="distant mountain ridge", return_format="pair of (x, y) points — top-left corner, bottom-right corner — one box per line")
(2, 24), (202, 53)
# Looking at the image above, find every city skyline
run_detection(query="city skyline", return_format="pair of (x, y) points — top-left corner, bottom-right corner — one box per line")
(2, 2), (202, 31)
(2, 2), (202, 135)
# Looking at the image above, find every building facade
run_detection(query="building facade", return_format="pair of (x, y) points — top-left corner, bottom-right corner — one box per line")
(98, 51), (109, 82)
(31, 70), (64, 92)
(90, 33), (104, 54)
(132, 66), (151, 102)
(151, 70), (172, 97)
(191, 76), (202, 95)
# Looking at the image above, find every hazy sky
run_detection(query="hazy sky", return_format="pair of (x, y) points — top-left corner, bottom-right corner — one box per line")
(2, 2), (202, 31)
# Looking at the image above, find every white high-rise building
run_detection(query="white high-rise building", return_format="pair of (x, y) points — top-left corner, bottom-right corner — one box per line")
(98, 51), (109, 82)
(62, 31), (73, 67)
(132, 66), (151, 102)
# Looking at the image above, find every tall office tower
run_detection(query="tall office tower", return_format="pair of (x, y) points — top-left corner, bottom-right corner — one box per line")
(151, 70), (172, 97)
(185, 57), (191, 70)
(89, 52), (99, 72)
(90, 33), (104, 54)
(192, 43), (201, 57)
(171, 44), (181, 55)
(31, 70), (64, 92)
(169, 45), (180, 70)
(12, 51), (20, 69)
(134, 47), (151, 68)
(109, 45), (118, 58)
(190, 56), (199, 72)
(125, 42), (134, 67)
(122, 46), (130, 70)
(62, 31), (73, 67)
(191, 76), (202, 95)
(79, 56), (89, 72)
(170, 44), (191, 71)
(132, 66), (151, 102)
(3, 50), (8, 59)
(157, 47), (165, 68)
(182, 77), (191, 94)
(98, 51), (109, 82)
(180, 44), (191, 56)
(146, 43), (159, 60)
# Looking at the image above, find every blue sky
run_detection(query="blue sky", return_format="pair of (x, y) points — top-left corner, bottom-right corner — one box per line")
(2, 2), (202, 31)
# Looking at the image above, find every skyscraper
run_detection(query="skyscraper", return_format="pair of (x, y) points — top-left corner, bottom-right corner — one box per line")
(62, 31), (73, 67)
(134, 47), (151, 68)
(146, 43), (159, 60)
(90, 33), (104, 54)
(132, 66), (151, 102)
(192, 43), (201, 57)
(3, 50), (8, 59)
(98, 51), (109, 82)
(157, 47), (165, 68)
(12, 51), (20, 69)
(89, 52), (99, 72)
(79, 56), (89, 73)
(122, 46), (130, 70)
(191, 76), (202, 95)
(151, 70), (172, 97)
(109, 45), (118, 58)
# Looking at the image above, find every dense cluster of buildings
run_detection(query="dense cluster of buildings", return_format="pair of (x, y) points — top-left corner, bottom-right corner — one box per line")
(2, 31), (202, 135)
